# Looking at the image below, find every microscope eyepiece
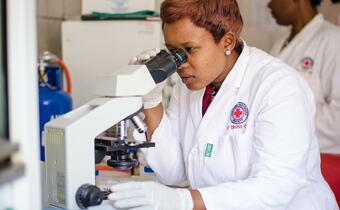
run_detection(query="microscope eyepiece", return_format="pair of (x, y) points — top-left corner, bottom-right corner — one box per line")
(172, 48), (188, 66)
(145, 48), (188, 83)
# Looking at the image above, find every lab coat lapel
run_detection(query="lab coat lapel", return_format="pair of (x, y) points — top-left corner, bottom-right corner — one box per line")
(278, 14), (324, 61)
(189, 89), (204, 130)
(195, 44), (251, 140)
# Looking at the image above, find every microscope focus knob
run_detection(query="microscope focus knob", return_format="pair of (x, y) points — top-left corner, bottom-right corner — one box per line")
(76, 184), (103, 209)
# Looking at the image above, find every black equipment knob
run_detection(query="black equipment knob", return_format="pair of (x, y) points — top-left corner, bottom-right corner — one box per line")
(75, 184), (103, 209)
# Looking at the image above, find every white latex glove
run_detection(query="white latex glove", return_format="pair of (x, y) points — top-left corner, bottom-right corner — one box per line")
(142, 81), (166, 109)
(128, 48), (165, 109)
(108, 181), (193, 210)
(128, 48), (161, 65)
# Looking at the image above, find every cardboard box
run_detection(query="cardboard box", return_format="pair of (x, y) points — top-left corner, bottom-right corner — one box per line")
(82, 0), (157, 14)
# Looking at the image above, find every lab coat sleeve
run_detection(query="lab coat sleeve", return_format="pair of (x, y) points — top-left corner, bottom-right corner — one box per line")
(315, 48), (340, 153)
(198, 71), (315, 210)
(141, 82), (186, 185)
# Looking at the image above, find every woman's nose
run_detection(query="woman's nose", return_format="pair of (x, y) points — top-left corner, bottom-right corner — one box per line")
(179, 61), (189, 70)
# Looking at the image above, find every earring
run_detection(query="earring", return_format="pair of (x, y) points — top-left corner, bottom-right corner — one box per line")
(225, 50), (231, 56)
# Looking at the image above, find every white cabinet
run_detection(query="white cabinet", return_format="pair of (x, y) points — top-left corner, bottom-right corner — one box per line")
(62, 20), (163, 107)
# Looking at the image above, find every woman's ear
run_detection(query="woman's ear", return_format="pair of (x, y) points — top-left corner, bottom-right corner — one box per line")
(222, 32), (237, 52)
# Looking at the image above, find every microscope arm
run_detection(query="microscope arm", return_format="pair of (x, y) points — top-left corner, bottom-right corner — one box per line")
(45, 96), (143, 209)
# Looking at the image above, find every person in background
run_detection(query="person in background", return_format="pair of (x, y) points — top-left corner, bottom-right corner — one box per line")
(108, 0), (338, 209)
(268, 0), (340, 154)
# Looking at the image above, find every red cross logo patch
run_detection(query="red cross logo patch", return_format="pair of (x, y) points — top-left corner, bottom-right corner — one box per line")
(230, 102), (249, 124)
(301, 57), (314, 71)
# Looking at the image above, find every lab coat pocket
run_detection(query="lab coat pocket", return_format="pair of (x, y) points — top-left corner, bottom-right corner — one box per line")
(203, 134), (237, 182)
(221, 129), (254, 180)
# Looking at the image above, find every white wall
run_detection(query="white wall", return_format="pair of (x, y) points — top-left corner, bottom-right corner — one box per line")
(238, 0), (286, 52)
(37, 0), (81, 57)
(320, 0), (340, 26)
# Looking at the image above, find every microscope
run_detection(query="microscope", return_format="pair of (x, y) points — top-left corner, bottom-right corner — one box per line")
(44, 49), (187, 209)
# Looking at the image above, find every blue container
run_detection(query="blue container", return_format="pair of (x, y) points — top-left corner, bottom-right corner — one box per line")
(39, 66), (72, 161)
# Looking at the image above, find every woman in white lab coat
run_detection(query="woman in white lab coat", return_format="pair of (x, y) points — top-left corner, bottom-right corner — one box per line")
(108, 0), (338, 209)
(268, 0), (340, 154)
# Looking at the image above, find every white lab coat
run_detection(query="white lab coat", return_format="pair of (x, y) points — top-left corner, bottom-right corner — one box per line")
(270, 14), (340, 154)
(142, 43), (338, 210)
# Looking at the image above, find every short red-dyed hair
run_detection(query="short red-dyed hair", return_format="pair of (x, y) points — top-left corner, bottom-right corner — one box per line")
(161, 0), (243, 44)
